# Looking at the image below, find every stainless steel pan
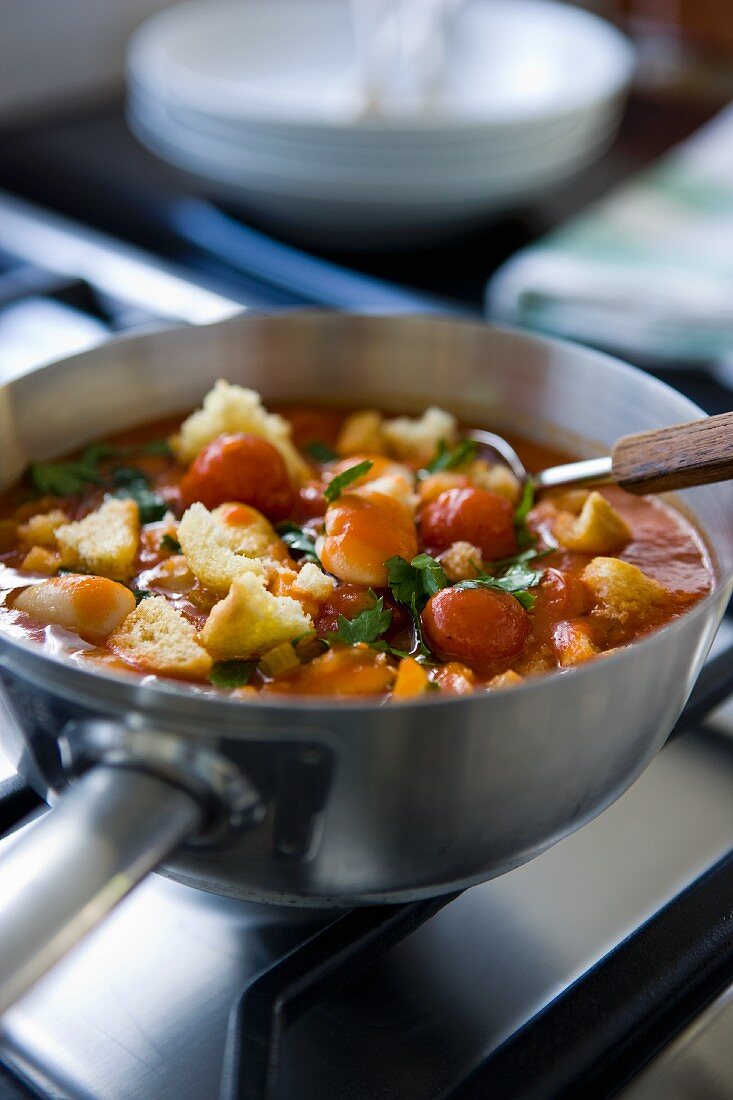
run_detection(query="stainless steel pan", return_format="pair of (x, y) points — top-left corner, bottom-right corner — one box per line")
(0, 312), (731, 1016)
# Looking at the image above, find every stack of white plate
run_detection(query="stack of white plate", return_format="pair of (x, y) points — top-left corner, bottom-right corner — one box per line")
(127, 0), (635, 248)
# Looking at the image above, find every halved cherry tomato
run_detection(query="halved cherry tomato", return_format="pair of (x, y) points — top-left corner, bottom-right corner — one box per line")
(180, 434), (295, 521)
(530, 567), (591, 647)
(420, 487), (516, 561)
(314, 583), (375, 634)
(421, 586), (530, 673)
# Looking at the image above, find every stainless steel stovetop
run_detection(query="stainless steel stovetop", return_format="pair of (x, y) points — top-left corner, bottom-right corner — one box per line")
(1, 727), (733, 1099)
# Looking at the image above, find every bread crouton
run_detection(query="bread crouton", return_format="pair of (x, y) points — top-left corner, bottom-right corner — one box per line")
(56, 499), (139, 579)
(438, 541), (483, 581)
(382, 407), (457, 465)
(200, 572), (312, 659)
(467, 460), (522, 505)
(109, 596), (212, 678)
(555, 492), (631, 554)
(583, 557), (667, 622)
(17, 509), (68, 548)
(210, 503), (286, 560)
(417, 472), (467, 505)
(336, 410), (388, 456)
(171, 380), (308, 482)
(21, 546), (62, 574)
(291, 562), (336, 602)
(553, 620), (599, 666)
(178, 502), (267, 595)
(358, 473), (418, 514)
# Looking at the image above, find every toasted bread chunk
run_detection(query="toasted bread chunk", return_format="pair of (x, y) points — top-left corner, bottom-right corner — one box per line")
(358, 472), (418, 514)
(336, 410), (388, 457)
(178, 502), (267, 595)
(15, 574), (136, 637)
(417, 471), (467, 505)
(17, 509), (68, 548)
(56, 499), (139, 579)
(553, 620), (599, 667)
(382, 407), (457, 464)
(172, 380), (308, 482)
(109, 596), (212, 678)
(555, 491), (631, 554)
(583, 557), (667, 621)
(210, 503), (285, 559)
(438, 540), (483, 581)
(467, 460), (522, 504)
(200, 572), (312, 659)
(20, 546), (62, 574)
(291, 562), (336, 602)
(488, 669), (524, 689)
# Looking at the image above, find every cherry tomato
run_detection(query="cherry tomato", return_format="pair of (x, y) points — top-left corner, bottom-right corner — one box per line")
(421, 586), (530, 673)
(314, 583), (375, 634)
(420, 487), (516, 561)
(180, 434), (295, 521)
(530, 567), (591, 648)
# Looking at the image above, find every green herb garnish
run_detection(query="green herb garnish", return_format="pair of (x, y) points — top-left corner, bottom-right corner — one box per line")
(30, 458), (104, 497)
(132, 588), (152, 604)
(28, 439), (172, 500)
(514, 477), (536, 549)
(161, 533), (182, 554)
(305, 440), (339, 463)
(455, 563), (542, 610)
(385, 554), (449, 659)
(423, 438), (478, 475)
(323, 460), (373, 503)
(208, 660), (258, 689)
(488, 546), (552, 572)
(276, 521), (320, 565)
(386, 553), (449, 612)
(112, 486), (168, 524)
(328, 593), (392, 647)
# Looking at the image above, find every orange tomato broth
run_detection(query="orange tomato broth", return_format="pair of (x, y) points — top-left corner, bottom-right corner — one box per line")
(0, 404), (714, 699)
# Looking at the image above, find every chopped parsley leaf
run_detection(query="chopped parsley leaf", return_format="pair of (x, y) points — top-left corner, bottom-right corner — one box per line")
(208, 660), (258, 689)
(328, 593), (392, 647)
(423, 438), (478, 475)
(386, 553), (449, 612)
(455, 563), (542, 610)
(29, 458), (103, 497)
(323, 460), (373, 503)
(514, 477), (536, 549)
(305, 440), (339, 463)
(27, 439), (172, 500)
(276, 521), (320, 565)
(112, 483), (168, 524)
(161, 533), (182, 554)
(132, 588), (152, 604)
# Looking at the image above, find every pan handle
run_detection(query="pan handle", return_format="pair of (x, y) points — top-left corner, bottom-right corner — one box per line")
(0, 764), (202, 1016)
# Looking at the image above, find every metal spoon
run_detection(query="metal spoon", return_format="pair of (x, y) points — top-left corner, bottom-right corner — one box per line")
(467, 410), (733, 495)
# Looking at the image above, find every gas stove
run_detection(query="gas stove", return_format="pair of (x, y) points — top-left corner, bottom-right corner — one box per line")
(1, 103), (733, 1100)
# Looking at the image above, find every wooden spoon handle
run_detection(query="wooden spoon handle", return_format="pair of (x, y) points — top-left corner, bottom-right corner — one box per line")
(612, 411), (733, 494)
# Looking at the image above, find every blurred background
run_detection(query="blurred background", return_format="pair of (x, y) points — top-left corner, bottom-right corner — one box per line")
(2, 0), (733, 384)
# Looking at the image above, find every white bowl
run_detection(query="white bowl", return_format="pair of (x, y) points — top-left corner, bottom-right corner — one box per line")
(126, 0), (633, 245)
(128, 0), (634, 131)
